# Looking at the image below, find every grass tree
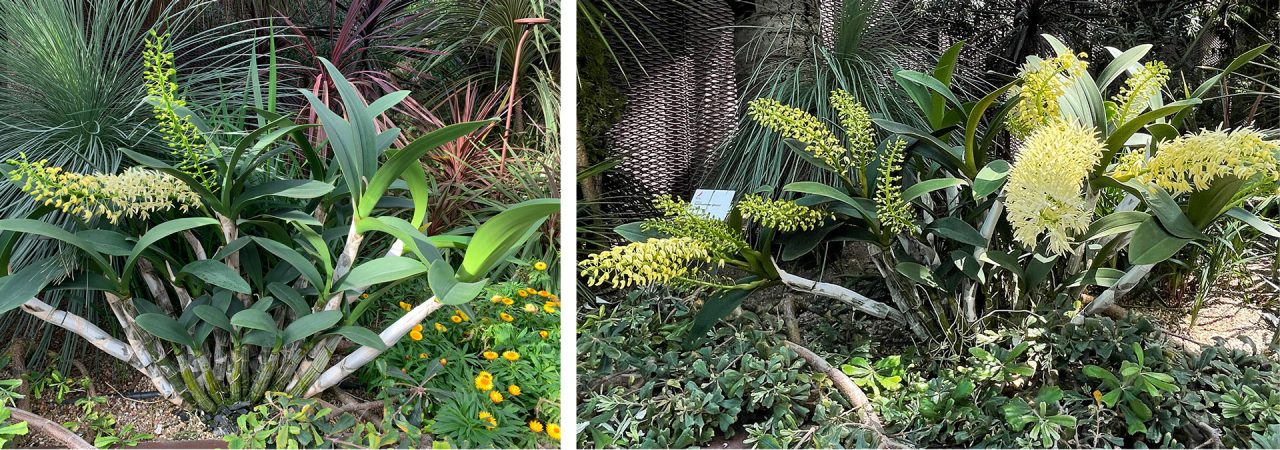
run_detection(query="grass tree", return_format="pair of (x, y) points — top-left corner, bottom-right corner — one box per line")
(583, 36), (1280, 349)
(0, 35), (558, 411)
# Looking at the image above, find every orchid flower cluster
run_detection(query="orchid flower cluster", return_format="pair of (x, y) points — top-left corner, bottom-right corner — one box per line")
(144, 31), (214, 187)
(5, 154), (199, 223)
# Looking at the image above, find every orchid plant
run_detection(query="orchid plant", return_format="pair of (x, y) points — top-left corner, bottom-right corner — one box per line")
(0, 34), (558, 411)
(584, 36), (1279, 348)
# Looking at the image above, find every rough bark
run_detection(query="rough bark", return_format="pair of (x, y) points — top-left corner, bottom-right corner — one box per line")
(773, 261), (904, 322)
(9, 407), (93, 449)
(783, 340), (903, 449)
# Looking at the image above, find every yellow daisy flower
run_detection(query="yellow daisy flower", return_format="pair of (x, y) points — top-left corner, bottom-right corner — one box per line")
(508, 384), (521, 396)
(547, 424), (561, 441)
(479, 411), (496, 429)
(450, 315), (462, 323)
(533, 261), (548, 271)
(475, 372), (494, 391)
(500, 312), (514, 322)
(523, 303), (538, 313)
(489, 390), (504, 403)
(539, 330), (549, 339)
(501, 297), (514, 306)
(502, 350), (520, 361)
(529, 420), (544, 433)
(434, 323), (447, 333)
(483, 351), (498, 360)
(409, 330), (423, 341)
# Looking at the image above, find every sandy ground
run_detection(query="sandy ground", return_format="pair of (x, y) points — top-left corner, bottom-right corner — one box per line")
(1132, 258), (1278, 353)
(7, 352), (218, 448)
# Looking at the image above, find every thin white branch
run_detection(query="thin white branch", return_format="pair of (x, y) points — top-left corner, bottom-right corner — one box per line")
(20, 298), (181, 403)
(1075, 263), (1154, 321)
(22, 298), (133, 364)
(773, 260), (905, 323)
(304, 297), (443, 397)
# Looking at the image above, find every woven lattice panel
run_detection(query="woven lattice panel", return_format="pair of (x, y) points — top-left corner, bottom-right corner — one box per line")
(602, 0), (738, 199)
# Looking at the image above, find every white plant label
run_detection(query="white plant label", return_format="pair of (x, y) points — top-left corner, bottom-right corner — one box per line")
(690, 189), (736, 220)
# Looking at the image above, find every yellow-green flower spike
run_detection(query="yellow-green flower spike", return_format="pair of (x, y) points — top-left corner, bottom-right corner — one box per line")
(643, 195), (747, 256)
(1008, 50), (1089, 138)
(830, 89), (876, 169)
(875, 138), (915, 235)
(1113, 61), (1170, 125)
(737, 195), (830, 233)
(1115, 127), (1279, 195)
(144, 31), (213, 187)
(747, 98), (849, 171)
(1005, 120), (1104, 255)
(579, 237), (714, 289)
(6, 154), (199, 223)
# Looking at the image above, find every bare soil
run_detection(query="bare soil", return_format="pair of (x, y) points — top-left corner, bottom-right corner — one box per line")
(1130, 259), (1278, 352)
(6, 352), (218, 448)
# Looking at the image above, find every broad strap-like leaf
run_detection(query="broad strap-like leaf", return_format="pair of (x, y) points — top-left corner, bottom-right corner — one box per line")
(1171, 44), (1270, 128)
(927, 217), (986, 247)
(230, 309), (279, 335)
(428, 260), (488, 305)
(964, 81), (1017, 171)
(1226, 207), (1280, 238)
(267, 282), (311, 318)
(281, 310), (342, 345)
(124, 217), (220, 279)
(0, 257), (66, 315)
(686, 280), (758, 349)
(240, 180), (334, 204)
(1083, 211), (1149, 241)
(1097, 44), (1153, 91)
(783, 182), (874, 222)
(253, 237), (324, 290)
(1127, 217), (1192, 265)
(354, 216), (443, 263)
(135, 313), (196, 347)
(330, 326), (388, 351)
(193, 304), (233, 332)
(895, 262), (940, 288)
(77, 229), (133, 256)
(336, 256), (430, 292)
(972, 160), (1010, 200)
(903, 178), (966, 202)
(457, 199), (559, 282)
(181, 260), (252, 294)
(1140, 184), (1207, 240)
(0, 219), (114, 276)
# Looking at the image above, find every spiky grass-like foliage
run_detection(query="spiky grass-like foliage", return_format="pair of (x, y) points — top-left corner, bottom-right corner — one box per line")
(712, 0), (933, 193)
(0, 0), (270, 373)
